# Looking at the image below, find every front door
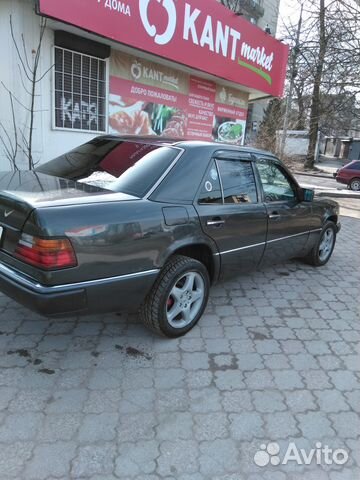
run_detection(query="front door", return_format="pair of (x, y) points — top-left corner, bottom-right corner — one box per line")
(195, 156), (267, 279)
(255, 157), (312, 265)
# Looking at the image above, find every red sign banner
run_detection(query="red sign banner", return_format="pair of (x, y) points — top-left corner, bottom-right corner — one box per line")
(38, 0), (289, 97)
(187, 77), (216, 140)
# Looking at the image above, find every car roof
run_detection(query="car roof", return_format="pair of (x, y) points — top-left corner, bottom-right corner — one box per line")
(98, 135), (277, 159)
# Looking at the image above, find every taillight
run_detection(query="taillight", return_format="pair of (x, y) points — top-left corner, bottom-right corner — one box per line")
(15, 234), (77, 270)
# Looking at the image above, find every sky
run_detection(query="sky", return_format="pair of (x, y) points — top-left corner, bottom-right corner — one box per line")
(277, 0), (302, 37)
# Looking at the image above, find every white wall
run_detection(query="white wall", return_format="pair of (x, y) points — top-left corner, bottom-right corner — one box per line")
(0, 0), (99, 171)
(276, 130), (309, 156)
(259, 0), (280, 33)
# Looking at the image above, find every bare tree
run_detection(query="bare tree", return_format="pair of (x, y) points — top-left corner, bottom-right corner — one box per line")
(0, 15), (52, 170)
(304, 0), (327, 169)
(279, 3), (303, 159)
(256, 98), (284, 153)
(0, 90), (19, 170)
(279, 0), (360, 168)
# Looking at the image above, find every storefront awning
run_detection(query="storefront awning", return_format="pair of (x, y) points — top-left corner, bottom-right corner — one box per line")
(37, 0), (288, 98)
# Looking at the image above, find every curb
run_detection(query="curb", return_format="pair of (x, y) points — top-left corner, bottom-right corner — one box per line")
(316, 191), (360, 199)
(293, 171), (334, 179)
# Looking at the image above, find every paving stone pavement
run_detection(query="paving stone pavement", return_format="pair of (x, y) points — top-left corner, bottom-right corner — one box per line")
(0, 215), (359, 480)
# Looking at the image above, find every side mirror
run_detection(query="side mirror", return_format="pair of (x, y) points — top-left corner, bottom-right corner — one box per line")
(298, 187), (314, 202)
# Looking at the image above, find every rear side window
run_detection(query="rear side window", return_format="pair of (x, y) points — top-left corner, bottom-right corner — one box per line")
(198, 160), (222, 204)
(217, 160), (258, 204)
(347, 162), (360, 170)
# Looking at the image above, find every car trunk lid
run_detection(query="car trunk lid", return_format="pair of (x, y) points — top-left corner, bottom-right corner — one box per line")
(0, 170), (138, 230)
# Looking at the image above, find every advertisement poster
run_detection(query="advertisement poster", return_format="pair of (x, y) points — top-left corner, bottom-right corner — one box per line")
(110, 52), (189, 137)
(109, 52), (248, 144)
(213, 86), (249, 145)
(187, 77), (216, 141)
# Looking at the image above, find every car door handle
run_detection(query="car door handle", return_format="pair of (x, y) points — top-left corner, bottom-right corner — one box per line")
(207, 218), (225, 226)
(268, 212), (281, 219)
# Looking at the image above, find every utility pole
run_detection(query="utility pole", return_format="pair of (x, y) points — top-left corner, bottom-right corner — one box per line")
(279, 3), (303, 159)
(304, 0), (326, 169)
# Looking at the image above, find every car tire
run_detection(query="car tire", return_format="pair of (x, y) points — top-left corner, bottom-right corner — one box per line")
(140, 255), (210, 338)
(303, 221), (337, 267)
(350, 178), (360, 191)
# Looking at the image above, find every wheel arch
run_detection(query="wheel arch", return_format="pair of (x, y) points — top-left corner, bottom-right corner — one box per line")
(325, 214), (338, 225)
(162, 241), (220, 284)
(350, 177), (360, 189)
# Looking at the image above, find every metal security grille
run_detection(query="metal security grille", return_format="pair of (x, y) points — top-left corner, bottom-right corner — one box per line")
(54, 47), (106, 132)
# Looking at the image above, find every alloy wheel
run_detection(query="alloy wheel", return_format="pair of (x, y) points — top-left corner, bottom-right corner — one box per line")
(166, 271), (205, 329)
(350, 179), (360, 191)
(318, 228), (335, 262)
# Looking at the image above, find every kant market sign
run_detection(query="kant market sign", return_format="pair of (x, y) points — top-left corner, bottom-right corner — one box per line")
(37, 0), (289, 97)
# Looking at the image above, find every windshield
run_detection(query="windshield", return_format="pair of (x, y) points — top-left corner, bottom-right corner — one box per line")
(36, 138), (180, 197)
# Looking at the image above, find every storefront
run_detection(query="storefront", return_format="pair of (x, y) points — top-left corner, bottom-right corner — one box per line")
(0, 0), (288, 168)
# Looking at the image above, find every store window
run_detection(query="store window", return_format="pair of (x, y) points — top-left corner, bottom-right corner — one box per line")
(54, 47), (107, 132)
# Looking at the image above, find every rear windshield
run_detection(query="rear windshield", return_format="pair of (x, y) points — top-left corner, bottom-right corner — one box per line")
(36, 138), (180, 197)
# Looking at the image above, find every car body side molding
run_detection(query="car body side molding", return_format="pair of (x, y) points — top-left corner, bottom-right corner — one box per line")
(214, 228), (322, 256)
(0, 263), (160, 294)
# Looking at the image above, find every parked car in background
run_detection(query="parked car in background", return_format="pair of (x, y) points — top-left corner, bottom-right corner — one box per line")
(0, 136), (340, 337)
(334, 160), (360, 190)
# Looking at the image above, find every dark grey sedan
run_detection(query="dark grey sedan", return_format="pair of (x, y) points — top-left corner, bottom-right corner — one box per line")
(0, 136), (340, 337)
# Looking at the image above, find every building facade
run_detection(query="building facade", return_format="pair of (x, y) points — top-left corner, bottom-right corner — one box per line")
(0, 0), (287, 170)
(217, 0), (280, 32)
(216, 0), (282, 139)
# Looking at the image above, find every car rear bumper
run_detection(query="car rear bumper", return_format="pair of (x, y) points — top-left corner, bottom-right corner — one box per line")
(0, 262), (159, 316)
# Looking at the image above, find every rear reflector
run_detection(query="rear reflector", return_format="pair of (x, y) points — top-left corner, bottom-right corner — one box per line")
(15, 234), (77, 270)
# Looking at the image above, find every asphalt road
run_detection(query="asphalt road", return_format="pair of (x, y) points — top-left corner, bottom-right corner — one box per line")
(294, 173), (360, 219)
(295, 173), (344, 191)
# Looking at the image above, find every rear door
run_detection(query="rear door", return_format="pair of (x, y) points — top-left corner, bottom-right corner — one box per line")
(195, 153), (267, 278)
(347, 161), (360, 187)
(255, 157), (312, 264)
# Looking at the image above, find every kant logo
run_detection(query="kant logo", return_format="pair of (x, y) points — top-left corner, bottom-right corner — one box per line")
(130, 59), (180, 89)
(139, 0), (177, 46)
(131, 61), (142, 80)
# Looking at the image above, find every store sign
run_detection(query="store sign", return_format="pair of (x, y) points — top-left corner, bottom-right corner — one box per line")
(38, 0), (289, 96)
(140, 0), (177, 45)
(111, 53), (189, 93)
